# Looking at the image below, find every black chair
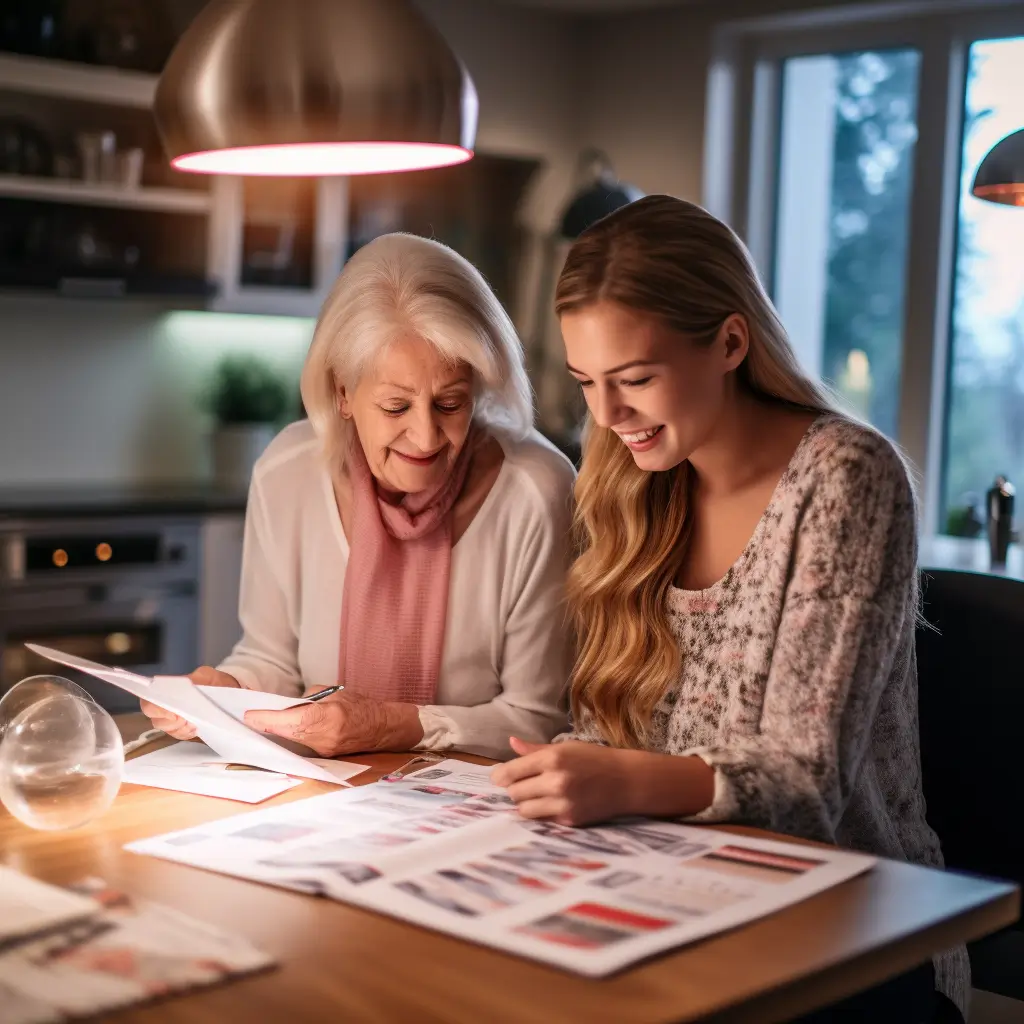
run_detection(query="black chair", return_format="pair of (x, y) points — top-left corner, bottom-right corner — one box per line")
(917, 568), (1024, 1001)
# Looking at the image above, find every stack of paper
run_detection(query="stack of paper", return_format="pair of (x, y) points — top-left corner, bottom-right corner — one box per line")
(123, 742), (368, 803)
(27, 645), (369, 794)
(123, 742), (304, 803)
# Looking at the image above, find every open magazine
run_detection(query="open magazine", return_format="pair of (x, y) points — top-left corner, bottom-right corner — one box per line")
(127, 759), (875, 977)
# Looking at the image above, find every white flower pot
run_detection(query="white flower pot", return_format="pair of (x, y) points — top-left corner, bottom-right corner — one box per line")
(210, 424), (275, 490)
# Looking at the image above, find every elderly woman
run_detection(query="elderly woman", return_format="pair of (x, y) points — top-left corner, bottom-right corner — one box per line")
(142, 233), (574, 761)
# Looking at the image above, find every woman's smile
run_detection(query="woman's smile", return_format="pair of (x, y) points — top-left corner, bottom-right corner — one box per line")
(391, 444), (448, 466)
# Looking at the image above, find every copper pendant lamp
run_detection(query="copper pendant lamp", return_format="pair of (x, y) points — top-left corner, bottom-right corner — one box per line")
(154, 0), (477, 176)
(972, 128), (1024, 207)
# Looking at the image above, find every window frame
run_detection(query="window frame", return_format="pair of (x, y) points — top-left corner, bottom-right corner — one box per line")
(704, 0), (1024, 536)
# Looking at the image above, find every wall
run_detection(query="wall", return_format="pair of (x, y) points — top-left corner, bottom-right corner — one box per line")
(419, 0), (585, 235)
(415, 0), (588, 368)
(0, 299), (313, 484)
(0, 0), (586, 486)
(576, 0), (867, 202)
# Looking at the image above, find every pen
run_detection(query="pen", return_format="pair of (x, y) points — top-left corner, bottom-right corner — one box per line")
(306, 685), (344, 702)
(382, 753), (444, 782)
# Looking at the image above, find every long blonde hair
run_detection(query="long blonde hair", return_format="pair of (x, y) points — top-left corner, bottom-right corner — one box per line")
(556, 195), (835, 748)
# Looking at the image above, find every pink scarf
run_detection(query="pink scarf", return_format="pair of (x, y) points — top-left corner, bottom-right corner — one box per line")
(337, 426), (477, 704)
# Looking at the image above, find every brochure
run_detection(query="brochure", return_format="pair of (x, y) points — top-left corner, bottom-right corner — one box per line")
(126, 759), (875, 977)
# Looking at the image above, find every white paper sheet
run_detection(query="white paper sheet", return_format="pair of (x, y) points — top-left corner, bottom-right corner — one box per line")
(26, 645), (368, 787)
(127, 759), (877, 979)
(195, 686), (311, 721)
(123, 742), (368, 800)
(123, 764), (302, 803)
(123, 742), (304, 803)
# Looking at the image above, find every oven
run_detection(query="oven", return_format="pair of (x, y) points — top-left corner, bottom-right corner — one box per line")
(0, 515), (200, 712)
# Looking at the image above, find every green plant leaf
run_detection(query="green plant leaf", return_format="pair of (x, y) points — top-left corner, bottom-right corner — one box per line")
(204, 355), (294, 425)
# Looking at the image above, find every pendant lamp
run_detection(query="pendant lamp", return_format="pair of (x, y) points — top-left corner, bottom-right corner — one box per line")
(972, 128), (1024, 206)
(154, 0), (477, 176)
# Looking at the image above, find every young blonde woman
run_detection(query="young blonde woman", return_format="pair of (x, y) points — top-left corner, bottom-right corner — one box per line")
(492, 196), (966, 1023)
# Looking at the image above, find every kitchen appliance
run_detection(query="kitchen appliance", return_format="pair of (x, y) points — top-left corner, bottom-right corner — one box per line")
(0, 515), (200, 712)
(986, 475), (1015, 568)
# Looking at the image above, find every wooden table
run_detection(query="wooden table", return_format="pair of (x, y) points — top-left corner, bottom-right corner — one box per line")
(0, 717), (1018, 1024)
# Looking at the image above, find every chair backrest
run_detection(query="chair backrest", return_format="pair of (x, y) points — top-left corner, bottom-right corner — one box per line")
(916, 568), (1024, 886)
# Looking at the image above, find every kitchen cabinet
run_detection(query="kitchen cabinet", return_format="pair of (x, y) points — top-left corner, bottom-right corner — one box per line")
(0, 51), (346, 312)
(0, 51), (214, 299)
(206, 175), (348, 317)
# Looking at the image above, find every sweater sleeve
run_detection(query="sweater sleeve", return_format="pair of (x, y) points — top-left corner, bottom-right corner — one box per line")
(681, 436), (918, 840)
(216, 475), (303, 698)
(416, 471), (574, 761)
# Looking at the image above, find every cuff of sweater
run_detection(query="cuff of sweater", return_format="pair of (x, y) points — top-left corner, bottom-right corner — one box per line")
(215, 662), (259, 691)
(214, 662), (299, 697)
(680, 749), (742, 824)
(415, 706), (454, 751)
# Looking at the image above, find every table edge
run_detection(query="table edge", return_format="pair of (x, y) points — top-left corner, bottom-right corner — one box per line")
(703, 885), (1020, 1024)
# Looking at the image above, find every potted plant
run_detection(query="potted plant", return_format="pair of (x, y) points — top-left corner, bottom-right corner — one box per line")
(205, 355), (293, 489)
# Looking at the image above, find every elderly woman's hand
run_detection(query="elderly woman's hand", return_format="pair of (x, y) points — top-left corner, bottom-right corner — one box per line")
(139, 666), (240, 741)
(243, 689), (424, 757)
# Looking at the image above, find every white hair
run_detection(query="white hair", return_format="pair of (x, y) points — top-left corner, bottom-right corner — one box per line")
(300, 232), (534, 474)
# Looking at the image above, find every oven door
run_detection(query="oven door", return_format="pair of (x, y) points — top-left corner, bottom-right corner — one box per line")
(0, 585), (198, 713)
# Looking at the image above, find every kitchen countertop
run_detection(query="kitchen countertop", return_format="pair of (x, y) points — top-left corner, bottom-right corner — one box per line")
(0, 483), (249, 521)
(919, 534), (1024, 583)
(0, 484), (1015, 581)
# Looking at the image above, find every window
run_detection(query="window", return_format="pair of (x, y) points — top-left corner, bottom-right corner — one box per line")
(942, 36), (1024, 533)
(773, 49), (921, 439)
(707, 3), (1024, 535)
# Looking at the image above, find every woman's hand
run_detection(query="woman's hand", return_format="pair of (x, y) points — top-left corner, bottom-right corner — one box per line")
(493, 738), (717, 826)
(490, 738), (632, 826)
(139, 666), (240, 741)
(243, 690), (424, 757)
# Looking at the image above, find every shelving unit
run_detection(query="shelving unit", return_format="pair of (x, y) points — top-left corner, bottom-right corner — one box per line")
(0, 174), (211, 214)
(0, 51), (538, 318)
(0, 52), (155, 107)
(0, 50), (219, 303)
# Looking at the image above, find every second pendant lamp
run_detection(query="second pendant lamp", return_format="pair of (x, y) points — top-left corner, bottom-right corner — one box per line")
(154, 0), (478, 176)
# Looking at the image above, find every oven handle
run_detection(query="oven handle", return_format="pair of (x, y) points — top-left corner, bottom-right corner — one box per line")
(1, 535), (25, 582)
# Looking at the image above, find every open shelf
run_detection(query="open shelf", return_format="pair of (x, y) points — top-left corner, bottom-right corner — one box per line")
(0, 265), (217, 299)
(0, 52), (155, 108)
(0, 174), (210, 214)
